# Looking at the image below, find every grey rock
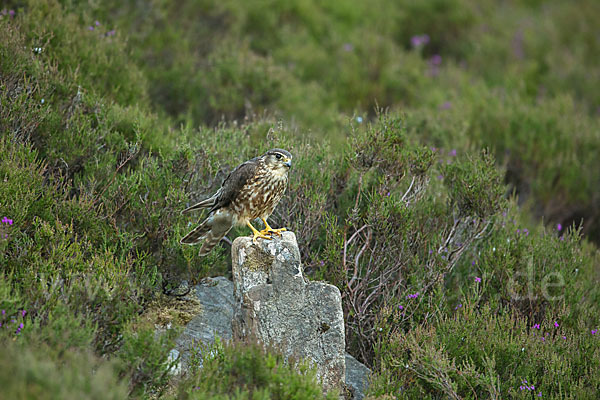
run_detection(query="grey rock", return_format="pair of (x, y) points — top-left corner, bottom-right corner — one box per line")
(174, 276), (235, 368)
(345, 353), (371, 400)
(171, 238), (371, 396)
(231, 231), (346, 394)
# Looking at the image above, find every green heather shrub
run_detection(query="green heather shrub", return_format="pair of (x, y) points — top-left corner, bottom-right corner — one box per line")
(15, 0), (148, 106)
(393, 0), (476, 57)
(366, 207), (600, 398)
(0, 138), (155, 352)
(118, 325), (179, 398)
(0, 339), (128, 400)
(175, 339), (337, 400)
(370, 304), (600, 399)
(404, 84), (600, 240)
(312, 114), (505, 363)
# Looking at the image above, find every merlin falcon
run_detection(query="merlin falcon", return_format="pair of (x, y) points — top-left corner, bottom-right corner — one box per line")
(180, 148), (292, 255)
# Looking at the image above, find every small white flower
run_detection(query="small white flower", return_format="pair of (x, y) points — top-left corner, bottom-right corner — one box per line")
(356, 116), (363, 123)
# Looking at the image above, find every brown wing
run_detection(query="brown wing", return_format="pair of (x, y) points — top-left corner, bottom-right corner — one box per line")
(209, 157), (260, 213)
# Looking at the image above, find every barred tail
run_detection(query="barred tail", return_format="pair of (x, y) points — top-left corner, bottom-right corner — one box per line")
(180, 222), (211, 245)
(180, 209), (234, 256)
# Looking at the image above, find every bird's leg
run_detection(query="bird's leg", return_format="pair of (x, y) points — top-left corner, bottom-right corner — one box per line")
(247, 221), (272, 244)
(260, 218), (287, 236)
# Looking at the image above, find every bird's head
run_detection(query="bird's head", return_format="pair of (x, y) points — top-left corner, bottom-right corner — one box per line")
(263, 148), (292, 174)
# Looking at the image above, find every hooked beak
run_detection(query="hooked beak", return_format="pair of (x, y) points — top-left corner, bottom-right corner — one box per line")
(284, 158), (292, 168)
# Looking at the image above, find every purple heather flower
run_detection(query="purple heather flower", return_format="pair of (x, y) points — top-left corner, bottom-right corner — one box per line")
(429, 54), (442, 65)
(320, 260), (324, 266)
(386, 192), (391, 197)
(411, 34), (430, 48)
(455, 303), (462, 310)
(95, 20), (100, 26)
(1, 310), (4, 316)
(533, 324), (540, 330)
(440, 101), (452, 110)
(554, 321), (559, 328)
(557, 223), (562, 231)
(21, 310), (26, 317)
(437, 174), (443, 180)
(9, 9), (15, 17)
(538, 393), (542, 397)
(471, 260), (476, 266)
(398, 305), (404, 310)
(449, 149), (457, 157)
(475, 276), (481, 283)
(592, 329), (597, 335)
(88, 26), (94, 31)
(106, 30), (116, 37)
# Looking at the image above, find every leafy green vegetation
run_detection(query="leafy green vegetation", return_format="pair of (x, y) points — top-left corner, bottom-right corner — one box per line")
(1, 0), (599, 398)
(175, 339), (336, 399)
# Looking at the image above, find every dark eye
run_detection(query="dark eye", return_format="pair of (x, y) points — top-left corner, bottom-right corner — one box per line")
(275, 153), (282, 160)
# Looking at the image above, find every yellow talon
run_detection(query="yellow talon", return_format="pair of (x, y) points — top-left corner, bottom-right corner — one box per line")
(260, 218), (287, 236)
(247, 221), (272, 244)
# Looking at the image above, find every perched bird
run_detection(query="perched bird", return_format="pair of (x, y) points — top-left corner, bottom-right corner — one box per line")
(180, 148), (292, 255)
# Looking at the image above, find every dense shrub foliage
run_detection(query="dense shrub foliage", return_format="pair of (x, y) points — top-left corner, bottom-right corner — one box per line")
(1, 0), (599, 398)
(175, 339), (336, 399)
